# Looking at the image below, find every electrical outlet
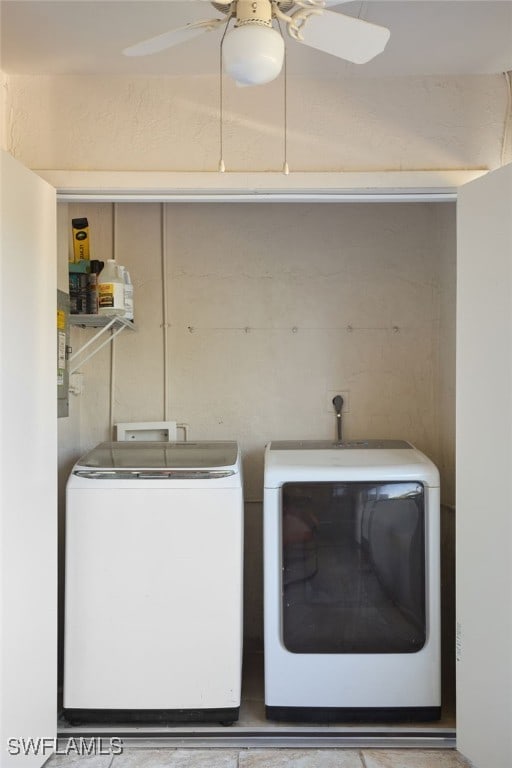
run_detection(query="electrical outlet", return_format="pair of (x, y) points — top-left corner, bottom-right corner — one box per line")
(325, 389), (350, 415)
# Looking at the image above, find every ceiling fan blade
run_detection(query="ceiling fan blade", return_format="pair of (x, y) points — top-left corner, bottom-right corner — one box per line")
(123, 19), (224, 57)
(295, 11), (390, 64)
(321, 0), (360, 6)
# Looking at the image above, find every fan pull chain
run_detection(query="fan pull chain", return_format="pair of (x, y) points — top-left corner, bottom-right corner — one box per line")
(277, 18), (289, 175)
(218, 18), (231, 173)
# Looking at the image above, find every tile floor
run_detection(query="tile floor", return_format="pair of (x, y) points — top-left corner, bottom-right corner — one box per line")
(44, 747), (473, 768)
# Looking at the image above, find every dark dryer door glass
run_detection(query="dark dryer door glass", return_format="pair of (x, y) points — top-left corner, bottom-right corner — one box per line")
(281, 481), (426, 654)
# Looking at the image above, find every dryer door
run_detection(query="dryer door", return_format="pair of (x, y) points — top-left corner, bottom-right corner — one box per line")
(281, 481), (426, 654)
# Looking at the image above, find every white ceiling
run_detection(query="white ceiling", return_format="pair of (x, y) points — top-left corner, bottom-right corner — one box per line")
(1, 0), (512, 78)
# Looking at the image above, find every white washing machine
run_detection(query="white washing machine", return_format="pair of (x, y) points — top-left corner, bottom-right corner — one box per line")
(263, 440), (441, 722)
(64, 440), (243, 724)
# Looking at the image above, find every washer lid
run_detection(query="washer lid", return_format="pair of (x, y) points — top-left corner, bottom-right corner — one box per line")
(75, 441), (239, 472)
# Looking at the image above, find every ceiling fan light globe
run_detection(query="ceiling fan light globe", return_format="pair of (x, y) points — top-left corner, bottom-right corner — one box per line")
(223, 25), (284, 86)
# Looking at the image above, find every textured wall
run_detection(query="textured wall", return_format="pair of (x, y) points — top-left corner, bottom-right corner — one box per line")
(4, 73), (508, 172)
(59, 200), (456, 642)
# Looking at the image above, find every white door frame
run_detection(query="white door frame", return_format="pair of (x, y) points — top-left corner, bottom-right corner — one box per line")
(455, 162), (512, 768)
(0, 151), (57, 768)
(37, 169), (483, 203)
(48, 166), (505, 768)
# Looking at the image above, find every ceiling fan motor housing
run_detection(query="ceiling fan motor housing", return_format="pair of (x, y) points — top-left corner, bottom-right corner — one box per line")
(235, 0), (273, 27)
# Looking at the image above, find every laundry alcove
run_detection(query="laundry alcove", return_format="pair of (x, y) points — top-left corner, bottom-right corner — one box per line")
(55, 186), (457, 747)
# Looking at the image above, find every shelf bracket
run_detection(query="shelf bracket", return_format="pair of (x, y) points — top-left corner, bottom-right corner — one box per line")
(69, 316), (135, 374)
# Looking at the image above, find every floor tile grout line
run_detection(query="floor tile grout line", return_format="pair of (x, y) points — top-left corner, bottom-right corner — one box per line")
(359, 748), (369, 768)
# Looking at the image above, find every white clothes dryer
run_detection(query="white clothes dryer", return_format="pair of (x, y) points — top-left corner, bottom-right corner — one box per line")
(64, 440), (243, 724)
(263, 440), (441, 722)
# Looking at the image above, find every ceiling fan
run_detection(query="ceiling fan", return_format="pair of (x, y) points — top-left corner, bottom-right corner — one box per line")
(123, 0), (391, 87)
